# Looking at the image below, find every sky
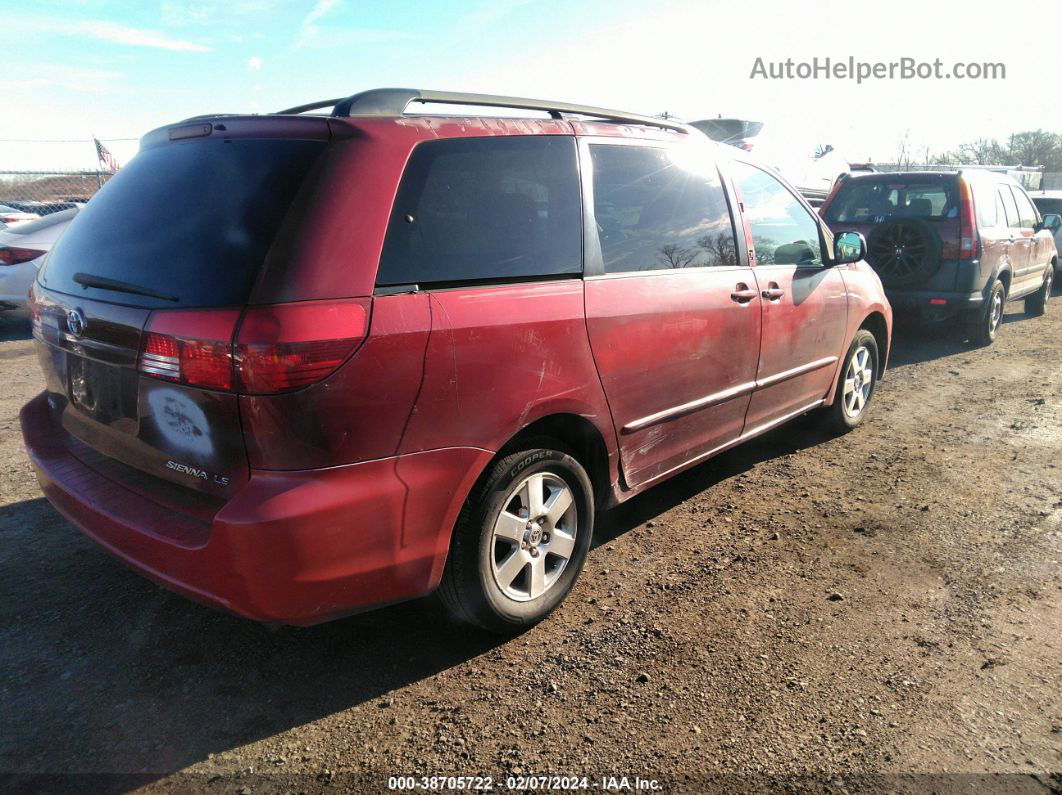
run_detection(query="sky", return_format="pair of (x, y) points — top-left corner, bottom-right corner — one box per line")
(5, 0), (1062, 171)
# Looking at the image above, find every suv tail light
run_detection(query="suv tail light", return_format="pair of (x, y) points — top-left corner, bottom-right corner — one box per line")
(958, 177), (980, 260)
(138, 299), (370, 394)
(0, 246), (45, 265)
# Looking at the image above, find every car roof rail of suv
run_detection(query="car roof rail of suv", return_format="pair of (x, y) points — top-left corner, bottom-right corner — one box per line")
(274, 88), (689, 133)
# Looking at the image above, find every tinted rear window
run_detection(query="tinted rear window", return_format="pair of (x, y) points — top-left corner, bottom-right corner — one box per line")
(824, 179), (957, 223)
(1032, 197), (1062, 214)
(376, 136), (581, 287)
(39, 139), (325, 308)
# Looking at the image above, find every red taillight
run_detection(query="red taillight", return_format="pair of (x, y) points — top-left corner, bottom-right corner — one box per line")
(137, 300), (370, 394)
(958, 177), (979, 260)
(139, 309), (240, 391)
(235, 299), (370, 394)
(0, 246), (45, 265)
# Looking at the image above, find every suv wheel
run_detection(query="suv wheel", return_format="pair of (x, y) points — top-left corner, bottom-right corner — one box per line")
(1025, 269), (1052, 317)
(439, 441), (594, 632)
(820, 329), (879, 434)
(969, 279), (1005, 345)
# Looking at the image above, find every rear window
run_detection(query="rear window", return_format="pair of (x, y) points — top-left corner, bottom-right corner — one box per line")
(1032, 196), (1062, 214)
(376, 136), (581, 287)
(824, 179), (957, 223)
(1032, 197), (1062, 214)
(39, 139), (325, 308)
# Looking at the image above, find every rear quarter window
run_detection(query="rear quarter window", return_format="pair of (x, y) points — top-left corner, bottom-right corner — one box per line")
(376, 136), (581, 287)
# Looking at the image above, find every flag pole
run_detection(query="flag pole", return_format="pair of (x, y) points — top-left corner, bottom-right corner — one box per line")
(92, 135), (103, 190)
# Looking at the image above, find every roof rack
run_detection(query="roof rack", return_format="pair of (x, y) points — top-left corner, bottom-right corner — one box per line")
(274, 88), (687, 133)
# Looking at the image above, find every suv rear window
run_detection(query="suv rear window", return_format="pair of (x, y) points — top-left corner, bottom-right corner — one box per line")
(39, 139), (325, 308)
(1032, 197), (1062, 214)
(824, 179), (957, 223)
(376, 136), (581, 287)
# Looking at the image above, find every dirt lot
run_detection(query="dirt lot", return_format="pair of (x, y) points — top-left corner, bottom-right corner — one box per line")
(1, 293), (1060, 794)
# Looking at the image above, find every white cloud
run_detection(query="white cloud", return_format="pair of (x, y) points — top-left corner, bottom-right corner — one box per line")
(15, 64), (122, 94)
(302, 0), (342, 27)
(295, 0), (342, 47)
(76, 20), (211, 51)
(11, 15), (211, 52)
(247, 55), (263, 71)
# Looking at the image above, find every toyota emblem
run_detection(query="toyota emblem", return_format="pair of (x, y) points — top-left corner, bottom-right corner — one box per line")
(67, 308), (86, 338)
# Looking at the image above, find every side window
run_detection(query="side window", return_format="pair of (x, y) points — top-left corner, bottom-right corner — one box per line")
(998, 186), (1021, 229)
(376, 136), (581, 287)
(1010, 187), (1039, 229)
(732, 161), (823, 267)
(588, 144), (738, 273)
(972, 181), (998, 227)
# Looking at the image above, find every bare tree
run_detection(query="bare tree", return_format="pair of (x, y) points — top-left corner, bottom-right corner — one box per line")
(697, 232), (736, 267)
(658, 244), (699, 269)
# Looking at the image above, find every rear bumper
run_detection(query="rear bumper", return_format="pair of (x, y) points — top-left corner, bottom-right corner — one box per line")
(885, 288), (984, 321)
(20, 392), (492, 625)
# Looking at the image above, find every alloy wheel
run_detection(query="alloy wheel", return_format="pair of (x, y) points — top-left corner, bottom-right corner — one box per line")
(989, 290), (1003, 334)
(490, 472), (578, 602)
(842, 345), (874, 419)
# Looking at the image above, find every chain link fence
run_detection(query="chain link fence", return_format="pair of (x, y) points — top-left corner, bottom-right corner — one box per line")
(0, 171), (114, 215)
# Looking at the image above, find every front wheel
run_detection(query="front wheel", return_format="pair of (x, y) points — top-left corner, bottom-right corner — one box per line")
(1025, 269), (1052, 317)
(820, 329), (879, 435)
(438, 442), (594, 633)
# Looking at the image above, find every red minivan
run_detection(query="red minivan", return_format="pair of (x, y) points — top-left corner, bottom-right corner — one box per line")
(21, 89), (891, 631)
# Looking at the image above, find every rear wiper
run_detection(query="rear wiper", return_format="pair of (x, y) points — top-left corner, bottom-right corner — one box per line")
(72, 272), (178, 302)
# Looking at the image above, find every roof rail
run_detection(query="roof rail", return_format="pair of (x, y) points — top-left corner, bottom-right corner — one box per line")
(274, 88), (688, 133)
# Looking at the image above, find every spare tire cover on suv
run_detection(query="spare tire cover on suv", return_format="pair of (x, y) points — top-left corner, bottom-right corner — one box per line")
(865, 218), (942, 287)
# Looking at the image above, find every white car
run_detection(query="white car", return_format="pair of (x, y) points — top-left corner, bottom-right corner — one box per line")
(688, 118), (851, 204)
(0, 207), (78, 314)
(0, 203), (40, 227)
(1030, 190), (1062, 273)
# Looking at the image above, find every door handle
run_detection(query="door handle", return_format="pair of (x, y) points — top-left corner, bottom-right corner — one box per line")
(762, 284), (785, 300)
(730, 286), (758, 303)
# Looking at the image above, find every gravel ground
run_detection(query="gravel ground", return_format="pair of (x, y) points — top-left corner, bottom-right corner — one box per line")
(1, 292), (1060, 794)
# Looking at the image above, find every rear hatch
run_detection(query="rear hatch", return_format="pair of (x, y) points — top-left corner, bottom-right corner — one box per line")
(31, 119), (329, 503)
(821, 174), (962, 290)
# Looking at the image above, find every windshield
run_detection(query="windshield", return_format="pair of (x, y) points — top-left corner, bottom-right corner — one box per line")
(39, 138), (325, 308)
(824, 178), (958, 223)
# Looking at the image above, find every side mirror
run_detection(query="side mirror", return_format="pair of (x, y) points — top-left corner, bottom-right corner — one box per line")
(833, 230), (866, 264)
(1039, 213), (1061, 233)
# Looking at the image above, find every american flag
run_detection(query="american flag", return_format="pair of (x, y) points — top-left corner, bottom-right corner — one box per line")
(94, 138), (120, 173)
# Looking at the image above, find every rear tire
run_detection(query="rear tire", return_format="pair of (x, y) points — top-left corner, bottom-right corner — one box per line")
(968, 279), (1005, 345)
(1025, 269), (1052, 317)
(820, 329), (879, 435)
(438, 441), (594, 633)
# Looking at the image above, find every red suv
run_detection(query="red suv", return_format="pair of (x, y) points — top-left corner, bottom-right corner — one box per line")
(20, 89), (891, 631)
